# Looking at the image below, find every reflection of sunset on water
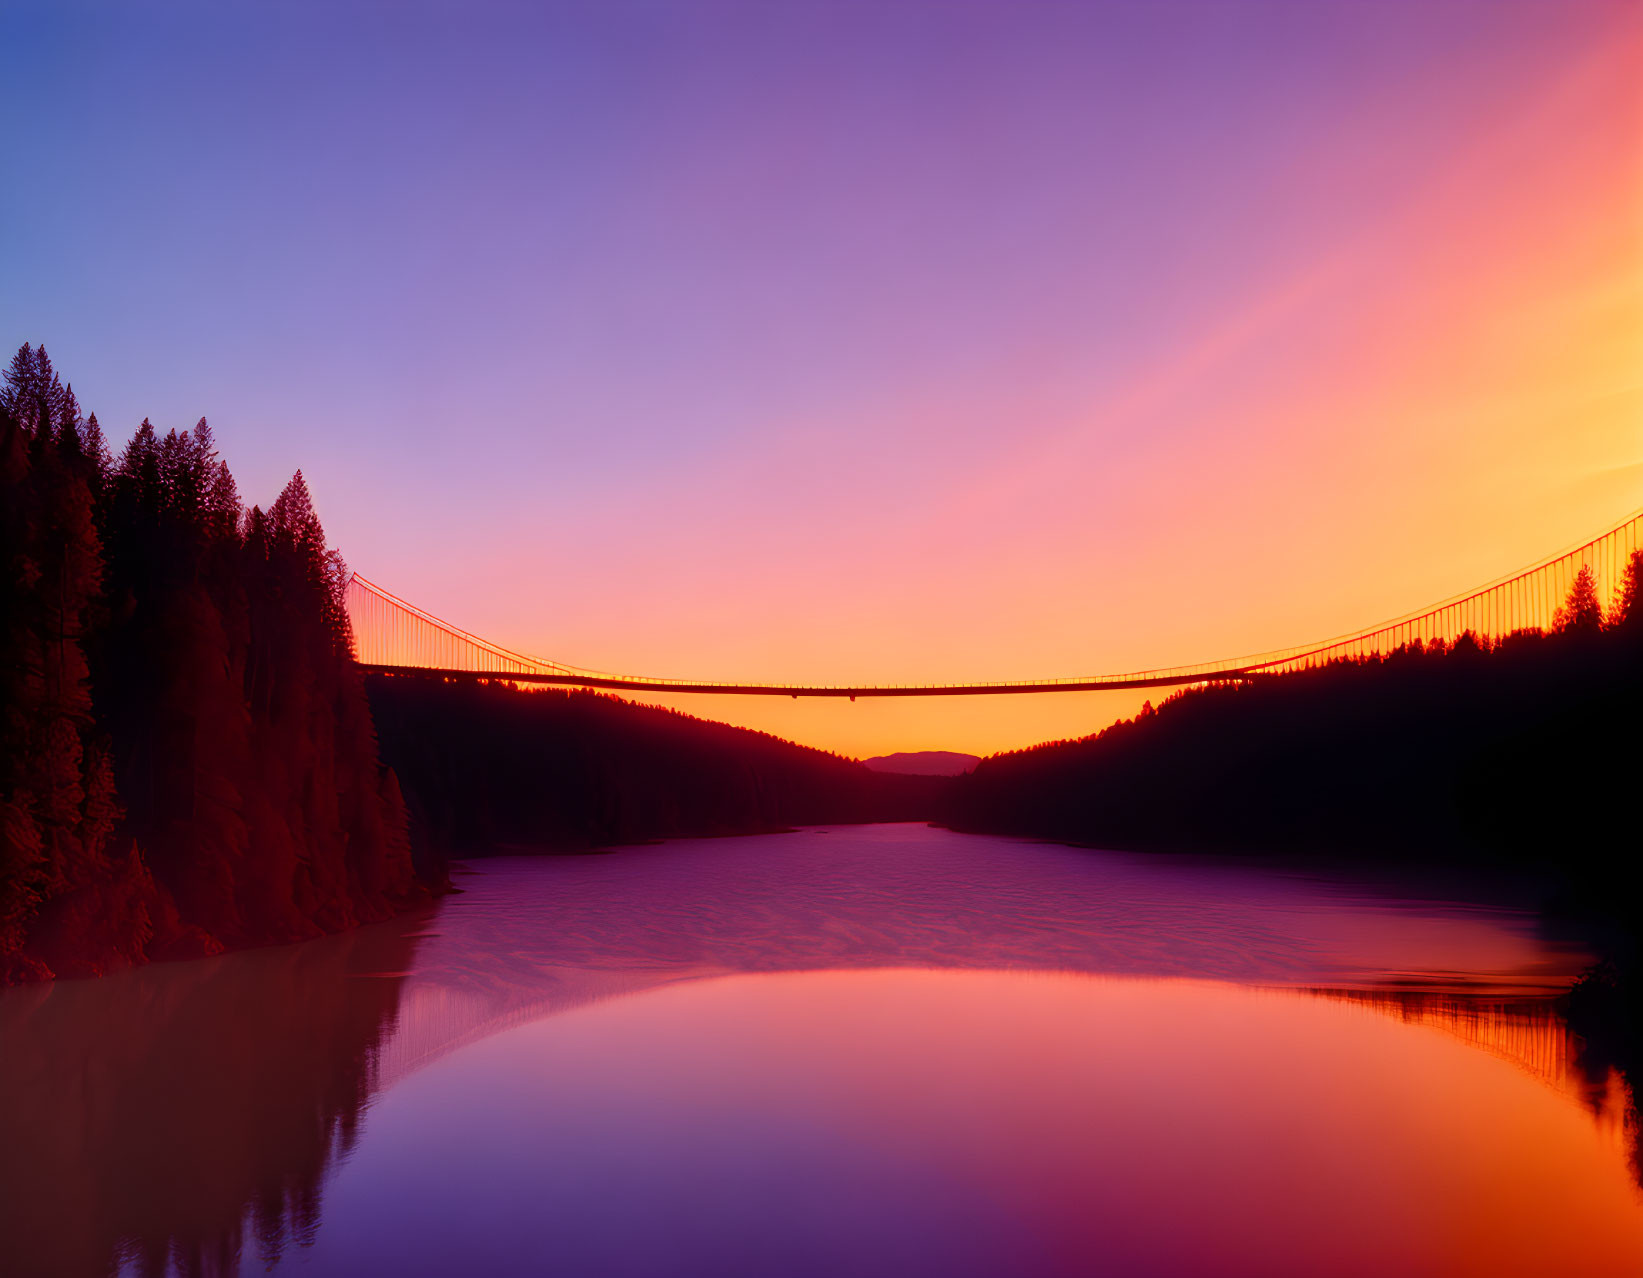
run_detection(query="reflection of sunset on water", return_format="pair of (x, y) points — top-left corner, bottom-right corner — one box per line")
(3, 827), (1636, 1277)
(306, 971), (1643, 1278)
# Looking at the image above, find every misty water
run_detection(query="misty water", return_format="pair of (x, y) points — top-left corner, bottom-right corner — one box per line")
(3, 824), (1640, 1277)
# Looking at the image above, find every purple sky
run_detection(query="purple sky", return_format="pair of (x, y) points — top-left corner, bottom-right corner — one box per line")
(5, 1), (1639, 754)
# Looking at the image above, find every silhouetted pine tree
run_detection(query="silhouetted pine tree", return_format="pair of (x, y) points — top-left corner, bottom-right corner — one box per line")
(1612, 550), (1643, 634)
(0, 349), (156, 980)
(0, 343), (430, 981)
(948, 568), (1643, 869)
(0, 398), (46, 977)
(0, 344), (68, 438)
(79, 411), (112, 485)
(1554, 564), (1604, 634)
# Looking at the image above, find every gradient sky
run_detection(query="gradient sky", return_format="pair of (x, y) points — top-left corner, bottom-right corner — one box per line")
(4, 0), (1640, 757)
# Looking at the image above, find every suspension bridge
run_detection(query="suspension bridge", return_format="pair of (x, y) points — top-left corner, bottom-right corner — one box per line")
(345, 507), (1642, 698)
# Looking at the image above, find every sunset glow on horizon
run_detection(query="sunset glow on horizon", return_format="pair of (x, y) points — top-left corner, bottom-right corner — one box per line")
(5, 0), (1640, 757)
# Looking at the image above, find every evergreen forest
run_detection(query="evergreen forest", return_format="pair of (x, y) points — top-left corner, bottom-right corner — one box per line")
(0, 345), (432, 981)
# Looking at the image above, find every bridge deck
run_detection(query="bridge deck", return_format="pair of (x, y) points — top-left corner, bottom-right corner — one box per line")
(346, 507), (1642, 697)
(354, 663), (1258, 697)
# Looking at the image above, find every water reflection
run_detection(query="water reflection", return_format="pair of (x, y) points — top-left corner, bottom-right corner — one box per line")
(298, 971), (1643, 1278)
(427, 825), (1581, 984)
(1310, 988), (1636, 1147)
(378, 824), (1590, 1088)
(0, 916), (426, 1278)
(0, 826), (1634, 1277)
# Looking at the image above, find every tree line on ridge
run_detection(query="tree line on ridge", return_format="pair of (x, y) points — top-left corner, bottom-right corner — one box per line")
(0, 342), (946, 983)
(944, 560), (1642, 872)
(0, 344), (434, 982)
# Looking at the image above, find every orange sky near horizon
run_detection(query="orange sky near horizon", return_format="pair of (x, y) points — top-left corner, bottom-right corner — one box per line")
(457, 16), (1643, 759)
(9, 2), (1640, 760)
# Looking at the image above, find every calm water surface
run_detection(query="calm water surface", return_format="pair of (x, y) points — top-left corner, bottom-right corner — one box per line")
(2, 825), (1638, 1277)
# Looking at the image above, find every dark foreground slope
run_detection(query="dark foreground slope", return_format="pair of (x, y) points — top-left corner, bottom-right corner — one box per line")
(369, 676), (948, 856)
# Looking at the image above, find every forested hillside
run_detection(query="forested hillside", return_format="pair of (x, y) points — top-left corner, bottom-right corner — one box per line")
(947, 566), (1642, 881)
(0, 345), (432, 983)
(368, 676), (947, 855)
(0, 342), (951, 984)
(945, 571), (1643, 1140)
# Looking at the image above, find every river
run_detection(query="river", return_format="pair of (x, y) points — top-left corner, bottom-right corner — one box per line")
(1, 824), (1638, 1276)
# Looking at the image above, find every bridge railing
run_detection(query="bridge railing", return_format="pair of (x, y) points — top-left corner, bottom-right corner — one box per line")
(346, 576), (580, 678)
(344, 506), (1642, 696)
(1232, 506), (1641, 676)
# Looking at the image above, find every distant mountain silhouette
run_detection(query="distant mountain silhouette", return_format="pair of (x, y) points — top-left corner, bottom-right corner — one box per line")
(863, 751), (981, 777)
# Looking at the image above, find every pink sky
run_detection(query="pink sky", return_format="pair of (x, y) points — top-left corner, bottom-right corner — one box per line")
(6, 2), (1640, 756)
